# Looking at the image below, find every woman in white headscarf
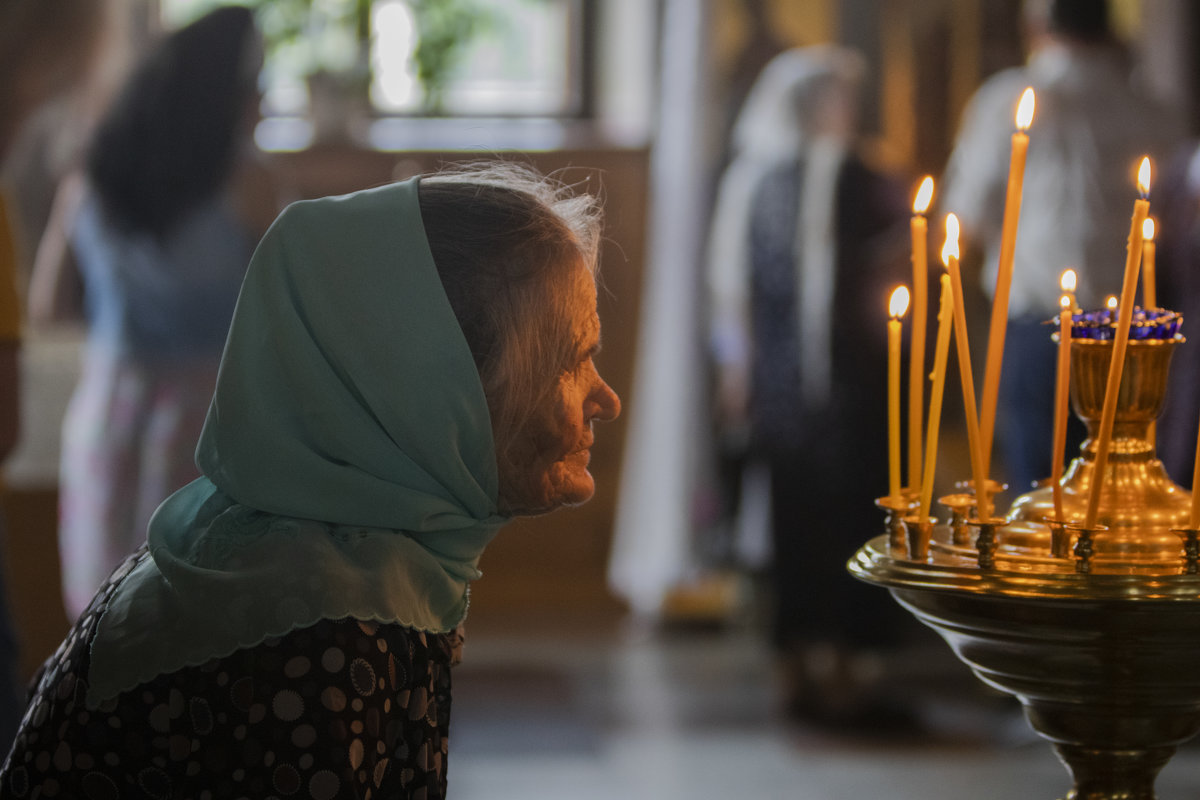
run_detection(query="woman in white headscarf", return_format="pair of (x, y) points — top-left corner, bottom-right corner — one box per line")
(708, 45), (916, 728)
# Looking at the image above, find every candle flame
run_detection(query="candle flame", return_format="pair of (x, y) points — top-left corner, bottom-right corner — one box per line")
(1143, 217), (1155, 241)
(913, 176), (934, 214)
(1060, 294), (1072, 310)
(1016, 87), (1035, 131)
(1060, 269), (1077, 293)
(1138, 157), (1152, 196)
(1107, 295), (1118, 310)
(941, 213), (960, 265)
(889, 286), (910, 319)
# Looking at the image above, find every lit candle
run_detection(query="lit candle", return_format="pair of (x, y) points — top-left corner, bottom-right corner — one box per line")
(908, 176), (935, 492)
(944, 213), (990, 520)
(1142, 219), (1158, 448)
(889, 286), (910, 504)
(1142, 217), (1156, 309)
(919, 273), (954, 521)
(1051, 287), (1073, 522)
(980, 87), (1036, 478)
(1084, 156), (1152, 530)
(1062, 268), (1078, 313)
(1054, 268), (1078, 511)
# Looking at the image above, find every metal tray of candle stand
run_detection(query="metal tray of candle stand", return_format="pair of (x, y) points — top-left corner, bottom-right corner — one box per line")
(850, 331), (1200, 800)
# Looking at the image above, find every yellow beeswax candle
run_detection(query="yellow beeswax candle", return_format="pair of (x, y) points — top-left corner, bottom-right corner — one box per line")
(919, 273), (954, 521)
(908, 176), (934, 492)
(1142, 217), (1156, 309)
(1085, 157), (1152, 530)
(1062, 268), (1078, 312)
(1051, 289), (1072, 522)
(944, 214), (990, 520)
(980, 87), (1036, 478)
(1143, 219), (1158, 446)
(888, 286), (909, 504)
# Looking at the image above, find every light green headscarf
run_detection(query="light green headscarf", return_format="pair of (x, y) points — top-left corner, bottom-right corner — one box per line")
(87, 177), (510, 707)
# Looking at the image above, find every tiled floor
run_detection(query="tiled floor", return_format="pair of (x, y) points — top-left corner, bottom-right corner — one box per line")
(448, 621), (1200, 800)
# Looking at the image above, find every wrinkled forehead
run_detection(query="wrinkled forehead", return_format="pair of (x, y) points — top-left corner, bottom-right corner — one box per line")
(568, 262), (601, 348)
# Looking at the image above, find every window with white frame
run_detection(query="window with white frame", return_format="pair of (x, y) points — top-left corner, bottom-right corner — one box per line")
(159, 0), (584, 120)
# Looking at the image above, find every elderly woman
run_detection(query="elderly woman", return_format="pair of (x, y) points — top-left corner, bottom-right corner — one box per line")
(0, 163), (620, 797)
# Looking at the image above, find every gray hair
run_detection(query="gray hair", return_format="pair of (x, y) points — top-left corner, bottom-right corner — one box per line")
(417, 161), (604, 472)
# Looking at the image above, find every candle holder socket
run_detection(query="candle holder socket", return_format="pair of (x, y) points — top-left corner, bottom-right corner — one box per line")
(1171, 528), (1200, 574)
(1066, 523), (1107, 574)
(875, 495), (912, 551)
(938, 493), (975, 545)
(1044, 517), (1074, 560)
(900, 515), (935, 562)
(967, 517), (1007, 570)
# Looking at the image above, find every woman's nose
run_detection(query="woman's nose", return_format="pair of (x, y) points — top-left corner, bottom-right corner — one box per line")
(589, 376), (621, 422)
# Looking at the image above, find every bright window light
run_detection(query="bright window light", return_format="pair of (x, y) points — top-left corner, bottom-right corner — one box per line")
(371, 0), (419, 112)
(160, 0), (578, 119)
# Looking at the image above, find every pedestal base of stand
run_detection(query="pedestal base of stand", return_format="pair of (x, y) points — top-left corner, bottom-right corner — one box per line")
(850, 533), (1200, 800)
(889, 584), (1200, 800)
(1052, 741), (1174, 800)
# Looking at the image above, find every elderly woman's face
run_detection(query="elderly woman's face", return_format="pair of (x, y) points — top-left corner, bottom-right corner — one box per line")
(498, 263), (621, 515)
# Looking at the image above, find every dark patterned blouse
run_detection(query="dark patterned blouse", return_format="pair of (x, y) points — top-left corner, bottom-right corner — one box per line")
(0, 549), (460, 799)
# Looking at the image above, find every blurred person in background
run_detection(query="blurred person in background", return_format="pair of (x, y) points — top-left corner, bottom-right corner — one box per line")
(707, 45), (915, 730)
(27, 6), (291, 619)
(940, 0), (1184, 495)
(0, 0), (109, 755)
(1150, 140), (1200, 486)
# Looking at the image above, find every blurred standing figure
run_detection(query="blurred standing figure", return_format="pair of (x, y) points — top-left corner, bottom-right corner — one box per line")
(28, 6), (289, 619)
(941, 0), (1184, 494)
(1151, 142), (1200, 486)
(707, 45), (913, 728)
(1, 0), (108, 754)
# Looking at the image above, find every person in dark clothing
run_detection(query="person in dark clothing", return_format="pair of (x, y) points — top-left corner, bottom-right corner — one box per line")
(708, 45), (916, 727)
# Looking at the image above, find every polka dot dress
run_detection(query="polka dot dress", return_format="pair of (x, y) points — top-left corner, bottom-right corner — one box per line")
(1, 550), (458, 799)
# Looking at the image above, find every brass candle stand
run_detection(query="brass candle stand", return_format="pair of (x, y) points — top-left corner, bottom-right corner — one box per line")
(850, 333), (1200, 800)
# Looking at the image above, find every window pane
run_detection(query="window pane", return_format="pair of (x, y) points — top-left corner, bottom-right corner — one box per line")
(162, 0), (579, 121)
(440, 0), (573, 115)
(372, 0), (576, 116)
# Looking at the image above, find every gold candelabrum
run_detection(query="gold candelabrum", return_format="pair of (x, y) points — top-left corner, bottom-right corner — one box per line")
(851, 333), (1200, 800)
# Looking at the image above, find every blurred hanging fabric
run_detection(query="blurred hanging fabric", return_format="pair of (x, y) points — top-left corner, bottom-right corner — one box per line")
(608, 0), (717, 619)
